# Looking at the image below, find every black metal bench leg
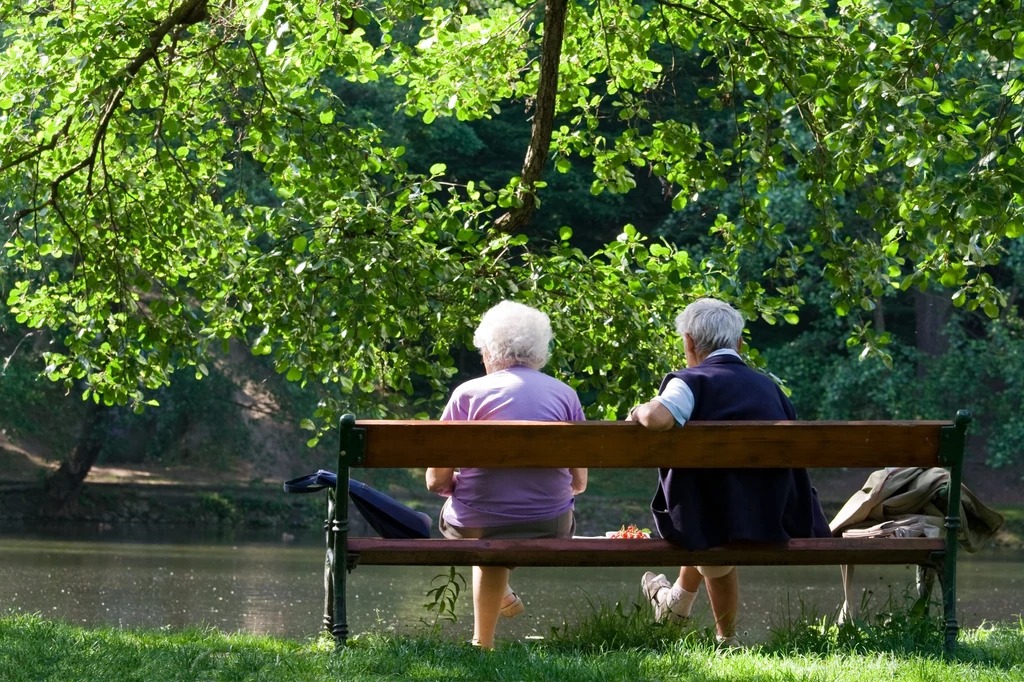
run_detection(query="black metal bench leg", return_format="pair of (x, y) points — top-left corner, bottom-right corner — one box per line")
(324, 489), (336, 634)
(942, 535), (958, 655)
(331, 513), (349, 647)
(939, 410), (971, 656)
(943, 548), (958, 655)
(331, 414), (357, 648)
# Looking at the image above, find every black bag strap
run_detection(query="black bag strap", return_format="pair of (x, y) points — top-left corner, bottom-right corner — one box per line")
(282, 469), (338, 494)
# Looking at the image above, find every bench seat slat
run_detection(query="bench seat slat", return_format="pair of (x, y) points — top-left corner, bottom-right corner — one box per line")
(357, 420), (947, 468)
(348, 537), (944, 567)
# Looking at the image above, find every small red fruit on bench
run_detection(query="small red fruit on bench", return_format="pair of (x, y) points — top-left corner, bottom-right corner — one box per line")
(608, 524), (650, 539)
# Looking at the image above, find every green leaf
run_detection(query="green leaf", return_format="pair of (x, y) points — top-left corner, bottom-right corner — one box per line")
(798, 73), (818, 89)
(286, 367), (303, 381)
(293, 236), (307, 253)
(319, 110), (335, 124)
(559, 226), (573, 241)
(429, 163), (447, 175)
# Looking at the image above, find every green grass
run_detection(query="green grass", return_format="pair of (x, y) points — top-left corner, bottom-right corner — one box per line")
(3, 602), (1023, 682)
(995, 506), (1024, 547)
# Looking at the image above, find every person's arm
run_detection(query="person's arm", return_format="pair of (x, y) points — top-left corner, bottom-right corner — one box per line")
(426, 467), (457, 496)
(569, 467), (587, 495)
(564, 394), (588, 494)
(427, 391), (462, 496)
(627, 378), (694, 431)
(626, 401), (677, 431)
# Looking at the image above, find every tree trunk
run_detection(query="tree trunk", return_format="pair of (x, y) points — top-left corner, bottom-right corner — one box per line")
(44, 399), (106, 516)
(873, 297), (886, 334)
(914, 289), (951, 377)
(493, 0), (569, 234)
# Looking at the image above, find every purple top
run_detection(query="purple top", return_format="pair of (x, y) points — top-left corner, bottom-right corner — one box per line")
(439, 366), (585, 528)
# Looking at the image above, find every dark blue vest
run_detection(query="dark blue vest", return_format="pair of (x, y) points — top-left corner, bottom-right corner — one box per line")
(651, 354), (831, 550)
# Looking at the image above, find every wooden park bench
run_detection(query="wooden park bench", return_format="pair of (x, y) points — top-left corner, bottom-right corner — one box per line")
(317, 410), (972, 653)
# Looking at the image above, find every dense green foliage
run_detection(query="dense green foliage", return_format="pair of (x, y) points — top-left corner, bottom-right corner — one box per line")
(766, 308), (1024, 468)
(4, 0), (1024, 444)
(1, 611), (1022, 681)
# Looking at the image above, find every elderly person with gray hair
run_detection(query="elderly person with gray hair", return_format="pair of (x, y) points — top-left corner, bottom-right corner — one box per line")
(426, 300), (587, 649)
(628, 298), (829, 647)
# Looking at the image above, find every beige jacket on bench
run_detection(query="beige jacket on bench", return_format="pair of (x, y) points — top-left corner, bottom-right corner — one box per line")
(829, 467), (1004, 622)
(829, 467), (1003, 551)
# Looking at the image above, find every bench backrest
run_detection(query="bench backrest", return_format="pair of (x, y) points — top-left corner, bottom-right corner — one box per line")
(341, 417), (969, 469)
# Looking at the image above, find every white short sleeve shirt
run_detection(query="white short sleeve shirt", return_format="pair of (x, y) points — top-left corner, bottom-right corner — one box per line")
(651, 349), (742, 426)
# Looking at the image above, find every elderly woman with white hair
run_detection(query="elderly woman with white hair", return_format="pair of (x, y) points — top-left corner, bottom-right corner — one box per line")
(628, 298), (830, 647)
(426, 300), (586, 649)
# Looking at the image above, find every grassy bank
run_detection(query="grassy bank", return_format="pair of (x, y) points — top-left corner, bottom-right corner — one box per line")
(995, 506), (1024, 547)
(3, 607), (1022, 682)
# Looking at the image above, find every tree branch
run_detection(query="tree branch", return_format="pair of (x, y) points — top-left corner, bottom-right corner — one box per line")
(1, 0), (210, 221)
(0, 116), (73, 174)
(493, 0), (568, 234)
(651, 0), (826, 41)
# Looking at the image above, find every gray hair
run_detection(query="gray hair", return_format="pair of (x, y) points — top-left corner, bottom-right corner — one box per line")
(675, 298), (745, 356)
(473, 301), (552, 371)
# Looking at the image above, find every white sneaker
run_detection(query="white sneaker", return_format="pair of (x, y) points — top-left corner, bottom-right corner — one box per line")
(716, 635), (743, 649)
(640, 571), (675, 622)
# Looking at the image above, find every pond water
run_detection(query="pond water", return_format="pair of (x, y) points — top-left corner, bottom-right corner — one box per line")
(1, 526), (1021, 643)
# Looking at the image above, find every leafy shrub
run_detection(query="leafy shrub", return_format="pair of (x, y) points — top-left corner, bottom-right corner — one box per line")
(766, 310), (1024, 467)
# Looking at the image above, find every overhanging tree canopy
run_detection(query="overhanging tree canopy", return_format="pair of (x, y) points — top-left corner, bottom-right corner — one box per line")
(2, 0), (1023, 438)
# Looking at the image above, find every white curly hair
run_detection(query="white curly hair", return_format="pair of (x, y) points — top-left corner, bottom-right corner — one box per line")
(473, 301), (552, 371)
(675, 298), (745, 357)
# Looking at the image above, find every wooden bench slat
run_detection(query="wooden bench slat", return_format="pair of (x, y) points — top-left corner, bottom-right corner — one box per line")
(356, 420), (947, 468)
(348, 537), (944, 567)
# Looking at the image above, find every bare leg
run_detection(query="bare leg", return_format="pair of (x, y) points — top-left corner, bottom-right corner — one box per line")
(678, 566), (703, 592)
(705, 568), (739, 638)
(472, 565), (510, 648)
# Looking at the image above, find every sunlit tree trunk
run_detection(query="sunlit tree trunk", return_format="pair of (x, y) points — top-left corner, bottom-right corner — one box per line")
(44, 400), (105, 515)
(493, 0), (568, 233)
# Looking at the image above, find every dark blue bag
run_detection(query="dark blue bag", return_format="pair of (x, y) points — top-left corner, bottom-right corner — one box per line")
(283, 470), (432, 539)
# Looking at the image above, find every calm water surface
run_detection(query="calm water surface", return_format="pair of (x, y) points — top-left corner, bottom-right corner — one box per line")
(2, 526), (1021, 642)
